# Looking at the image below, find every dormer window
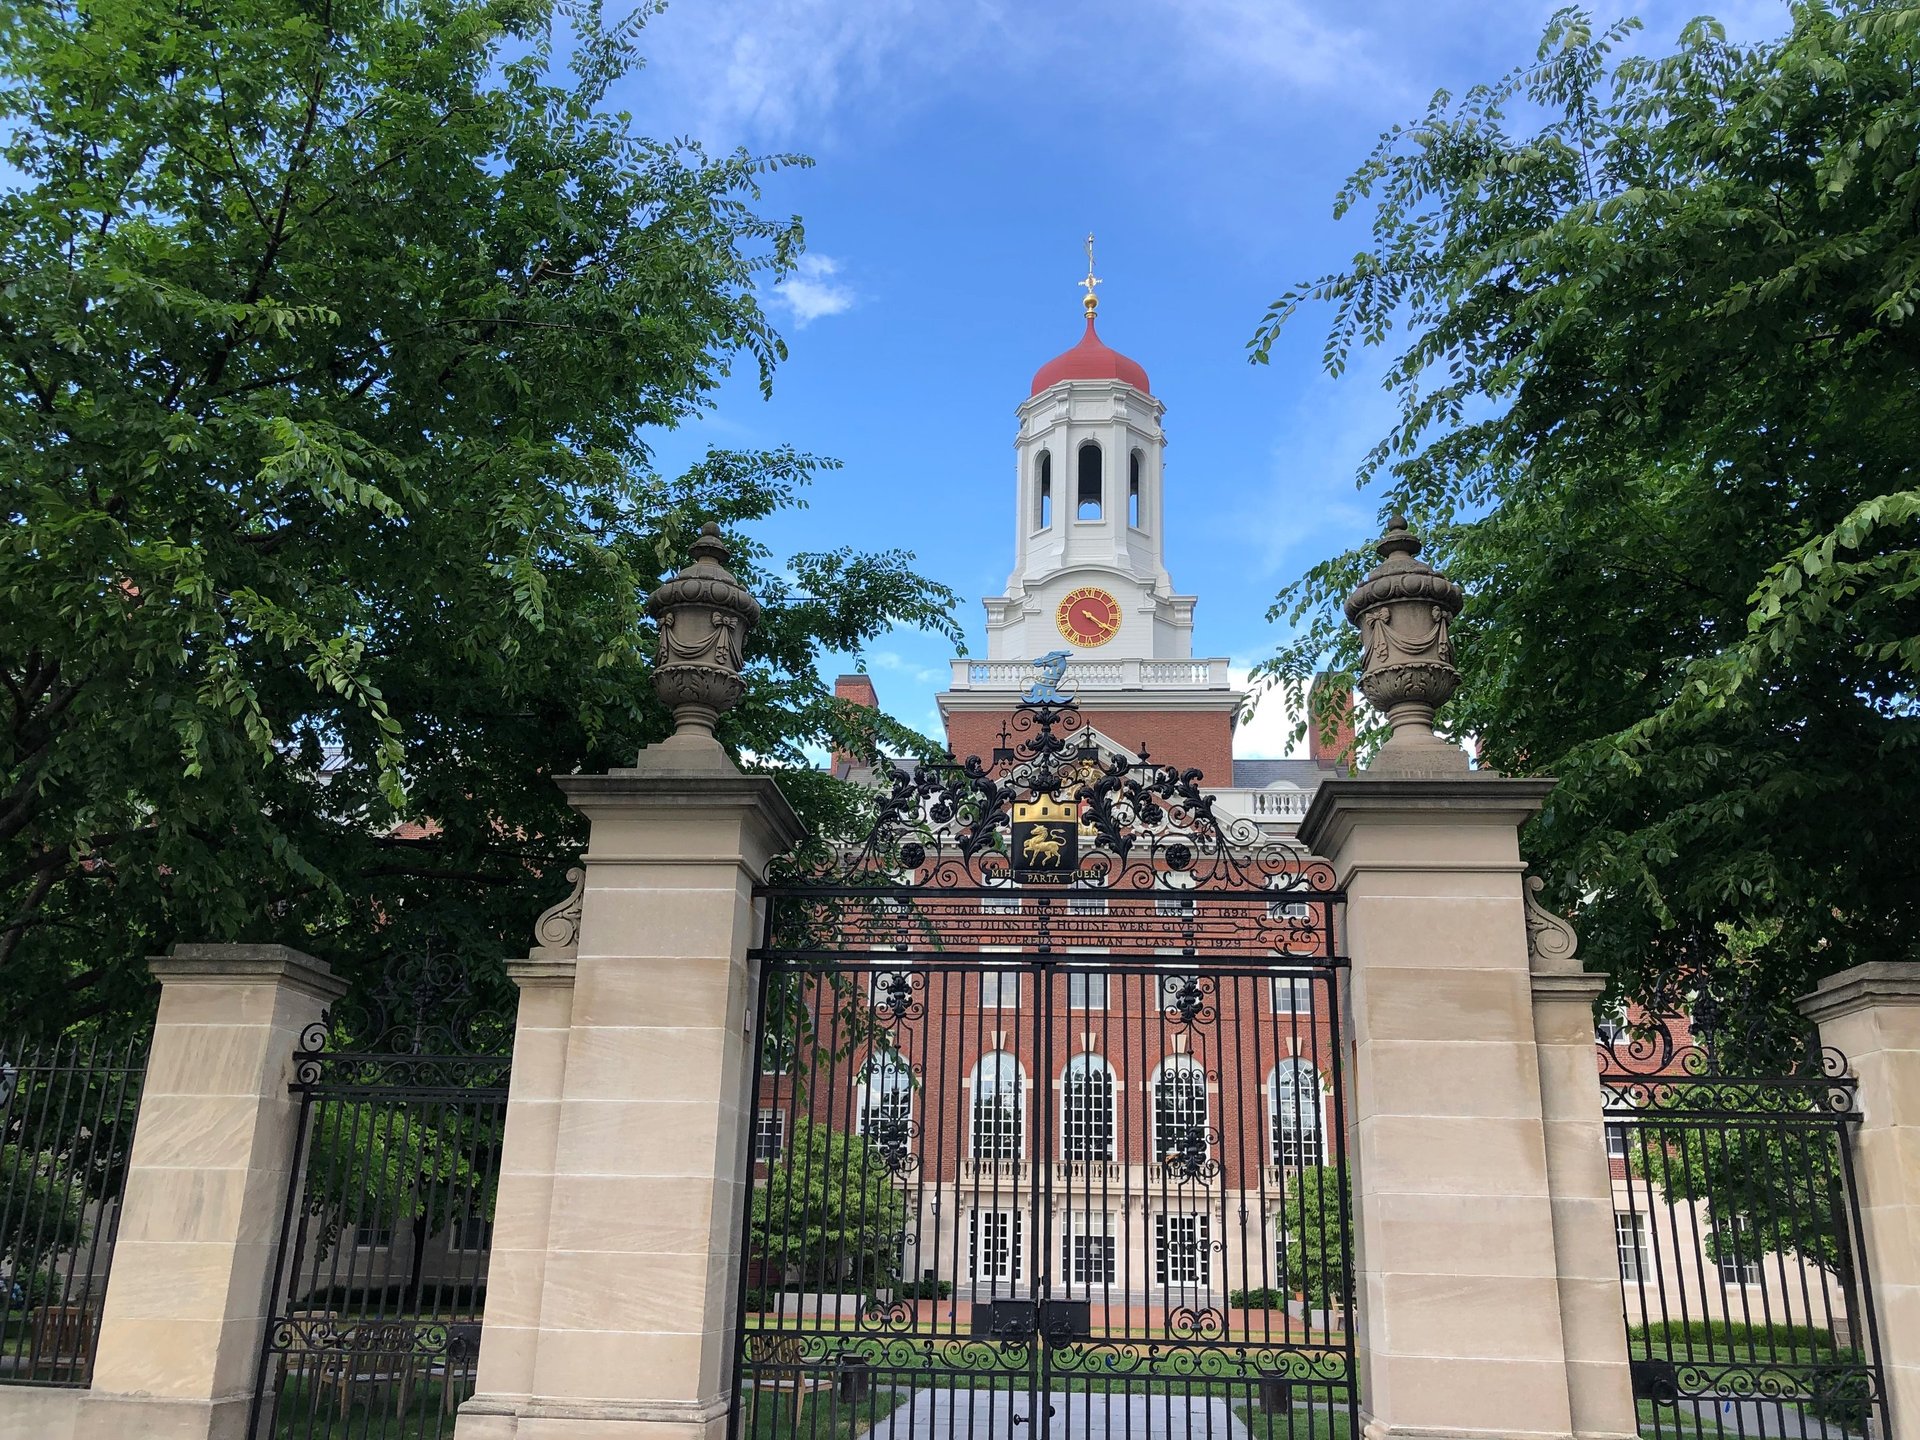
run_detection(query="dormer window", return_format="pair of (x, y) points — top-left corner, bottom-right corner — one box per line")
(1077, 442), (1102, 519)
(1036, 451), (1052, 529)
(1128, 450), (1142, 528)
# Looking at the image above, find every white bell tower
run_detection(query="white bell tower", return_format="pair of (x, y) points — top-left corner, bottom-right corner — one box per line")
(984, 245), (1198, 662)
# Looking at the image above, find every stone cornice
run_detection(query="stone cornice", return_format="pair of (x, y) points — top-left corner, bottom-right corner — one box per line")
(1799, 960), (1920, 1024)
(507, 954), (578, 989)
(556, 768), (808, 860)
(1299, 774), (1557, 858)
(149, 943), (347, 1002)
(1531, 971), (1606, 1003)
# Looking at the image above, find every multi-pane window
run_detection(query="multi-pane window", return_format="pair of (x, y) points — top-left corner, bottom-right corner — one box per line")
(1155, 1213), (1211, 1287)
(981, 880), (1020, 915)
(1605, 1120), (1630, 1159)
(1270, 1061), (1323, 1169)
(1063, 1211), (1117, 1286)
(1272, 1229), (1290, 1295)
(971, 1209), (1023, 1283)
(1270, 976), (1313, 1014)
(1152, 1060), (1209, 1162)
(1715, 1218), (1760, 1286)
(1061, 1057), (1115, 1161)
(356, 1224), (394, 1250)
(1067, 972), (1109, 1010)
(971, 1053), (1024, 1160)
(760, 1035), (795, 1076)
(979, 970), (1020, 1008)
(1615, 1212), (1649, 1282)
(754, 1108), (786, 1162)
(858, 1058), (913, 1158)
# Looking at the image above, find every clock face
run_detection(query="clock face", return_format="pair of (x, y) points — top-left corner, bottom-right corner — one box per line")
(1056, 586), (1123, 647)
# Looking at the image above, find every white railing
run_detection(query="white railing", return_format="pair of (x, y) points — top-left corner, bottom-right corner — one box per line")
(950, 657), (1233, 690)
(959, 1158), (1029, 1185)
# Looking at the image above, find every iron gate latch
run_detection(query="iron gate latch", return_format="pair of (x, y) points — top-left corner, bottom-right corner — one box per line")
(1040, 1299), (1090, 1345)
(980, 1299), (1036, 1340)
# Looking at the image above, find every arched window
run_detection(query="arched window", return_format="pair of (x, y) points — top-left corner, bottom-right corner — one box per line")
(970, 1051), (1025, 1160)
(1076, 441), (1102, 519)
(1151, 1056), (1209, 1164)
(1270, 1060), (1324, 1169)
(858, 1055), (914, 1164)
(1061, 1054), (1115, 1161)
(1036, 451), (1052, 529)
(1128, 450), (1142, 528)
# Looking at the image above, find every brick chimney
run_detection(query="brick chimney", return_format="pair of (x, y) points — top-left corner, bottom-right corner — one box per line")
(1307, 673), (1356, 772)
(831, 673), (880, 779)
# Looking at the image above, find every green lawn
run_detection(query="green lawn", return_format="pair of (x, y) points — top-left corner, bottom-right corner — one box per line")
(1232, 1400), (1360, 1440)
(744, 1387), (906, 1440)
(267, 1372), (462, 1439)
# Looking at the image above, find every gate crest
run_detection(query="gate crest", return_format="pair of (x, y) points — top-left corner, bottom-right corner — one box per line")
(795, 698), (1333, 896)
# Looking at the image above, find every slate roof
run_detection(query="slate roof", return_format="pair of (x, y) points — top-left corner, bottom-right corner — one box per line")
(1230, 758), (1329, 789)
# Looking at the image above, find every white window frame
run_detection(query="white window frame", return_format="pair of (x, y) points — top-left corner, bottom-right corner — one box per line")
(1067, 970), (1109, 1011)
(979, 969), (1021, 1008)
(1715, 1217), (1760, 1286)
(1154, 1212), (1211, 1288)
(1151, 1057), (1209, 1162)
(1269, 975), (1314, 1014)
(1269, 1061), (1324, 1169)
(1062, 1210), (1117, 1286)
(1061, 1055), (1116, 1162)
(1615, 1212), (1648, 1282)
(970, 1052), (1025, 1160)
(970, 1208), (1023, 1284)
(754, 1107), (786, 1162)
(857, 1057), (913, 1150)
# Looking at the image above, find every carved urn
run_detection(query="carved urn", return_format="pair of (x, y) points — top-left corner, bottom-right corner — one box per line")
(1344, 514), (1466, 770)
(645, 522), (761, 742)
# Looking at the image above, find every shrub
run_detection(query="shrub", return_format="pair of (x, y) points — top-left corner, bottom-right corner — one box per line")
(892, 1278), (952, 1300)
(1229, 1287), (1289, 1309)
(1629, 1319), (1836, 1354)
(1806, 1348), (1872, 1433)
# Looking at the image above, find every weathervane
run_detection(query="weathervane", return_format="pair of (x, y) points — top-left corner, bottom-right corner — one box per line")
(1079, 232), (1102, 319)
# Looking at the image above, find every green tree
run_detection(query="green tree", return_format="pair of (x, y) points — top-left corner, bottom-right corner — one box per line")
(1277, 1165), (1351, 1314)
(0, 0), (957, 1027)
(1250, 3), (1920, 1028)
(750, 1118), (909, 1296)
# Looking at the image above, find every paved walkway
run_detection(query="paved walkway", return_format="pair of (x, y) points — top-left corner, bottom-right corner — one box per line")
(867, 1388), (1255, 1440)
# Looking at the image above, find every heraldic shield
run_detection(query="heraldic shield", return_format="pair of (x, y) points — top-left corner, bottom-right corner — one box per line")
(1011, 794), (1079, 884)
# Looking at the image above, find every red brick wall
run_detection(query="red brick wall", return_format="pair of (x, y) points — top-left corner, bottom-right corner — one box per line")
(943, 706), (1235, 784)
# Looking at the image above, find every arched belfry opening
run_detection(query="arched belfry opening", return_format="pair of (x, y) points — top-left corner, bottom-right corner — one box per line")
(1035, 450), (1052, 529)
(1077, 441), (1102, 520)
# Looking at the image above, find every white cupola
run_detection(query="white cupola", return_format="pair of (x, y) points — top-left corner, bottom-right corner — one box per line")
(985, 281), (1196, 662)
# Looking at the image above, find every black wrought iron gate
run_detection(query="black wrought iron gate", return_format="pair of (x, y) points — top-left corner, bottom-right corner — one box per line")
(1600, 1017), (1887, 1439)
(248, 961), (511, 1440)
(732, 700), (1357, 1440)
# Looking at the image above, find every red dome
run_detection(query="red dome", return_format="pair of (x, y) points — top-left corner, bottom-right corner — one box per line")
(1030, 318), (1151, 396)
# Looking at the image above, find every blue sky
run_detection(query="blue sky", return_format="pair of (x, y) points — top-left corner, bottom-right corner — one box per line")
(621, 0), (1791, 756)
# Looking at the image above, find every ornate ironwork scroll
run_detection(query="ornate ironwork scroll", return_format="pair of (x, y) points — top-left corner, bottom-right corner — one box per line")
(782, 698), (1332, 896)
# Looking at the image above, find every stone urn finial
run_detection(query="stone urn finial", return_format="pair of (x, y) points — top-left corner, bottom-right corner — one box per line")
(1344, 513), (1469, 774)
(644, 522), (760, 751)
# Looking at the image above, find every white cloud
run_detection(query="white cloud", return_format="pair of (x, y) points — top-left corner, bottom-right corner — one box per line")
(772, 253), (857, 327)
(1230, 666), (1307, 759)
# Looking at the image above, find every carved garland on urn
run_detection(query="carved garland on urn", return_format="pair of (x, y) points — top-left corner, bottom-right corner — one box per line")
(645, 522), (761, 739)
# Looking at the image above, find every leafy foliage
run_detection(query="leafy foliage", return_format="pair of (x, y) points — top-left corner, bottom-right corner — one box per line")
(0, 0), (959, 1026)
(750, 1118), (909, 1293)
(1278, 1164), (1350, 1311)
(1250, 3), (1920, 1017)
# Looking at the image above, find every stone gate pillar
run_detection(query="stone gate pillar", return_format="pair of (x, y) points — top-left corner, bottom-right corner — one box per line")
(1299, 518), (1635, 1440)
(458, 526), (805, 1440)
(1800, 962), (1920, 1432)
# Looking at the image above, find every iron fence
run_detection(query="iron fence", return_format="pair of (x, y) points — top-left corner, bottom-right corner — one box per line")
(1601, 1027), (1885, 1440)
(0, 1031), (149, 1387)
(737, 899), (1356, 1440)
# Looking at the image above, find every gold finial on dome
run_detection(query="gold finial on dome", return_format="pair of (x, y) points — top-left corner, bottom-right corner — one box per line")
(1079, 232), (1102, 319)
